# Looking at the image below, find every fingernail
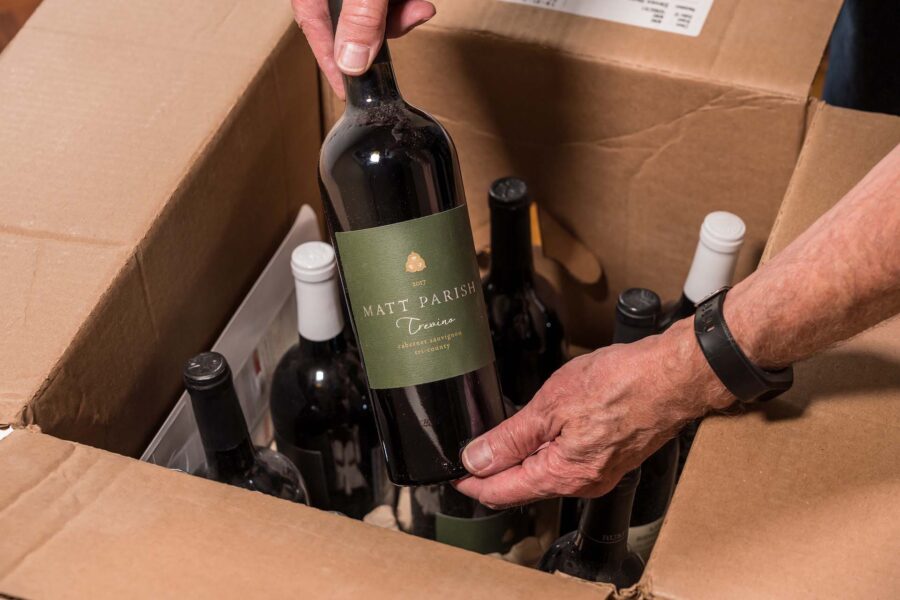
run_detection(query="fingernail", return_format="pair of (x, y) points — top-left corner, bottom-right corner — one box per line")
(336, 42), (370, 74)
(462, 438), (493, 473)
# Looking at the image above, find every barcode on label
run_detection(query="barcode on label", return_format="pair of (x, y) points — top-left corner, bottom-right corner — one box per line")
(498, 0), (714, 37)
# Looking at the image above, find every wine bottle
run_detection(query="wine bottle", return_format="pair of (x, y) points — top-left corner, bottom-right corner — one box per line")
(183, 352), (307, 503)
(613, 289), (679, 563)
(396, 485), (441, 540)
(435, 484), (528, 555)
(483, 177), (566, 409)
(319, 0), (507, 485)
(558, 497), (584, 537)
(660, 211), (746, 328)
(660, 212), (745, 478)
(538, 469), (644, 587)
(270, 242), (379, 519)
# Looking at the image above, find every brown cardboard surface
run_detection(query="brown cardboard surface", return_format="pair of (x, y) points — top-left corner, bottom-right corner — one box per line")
(0, 0), (321, 454)
(0, 430), (612, 600)
(383, 0), (839, 345)
(431, 0), (841, 98)
(646, 105), (900, 600)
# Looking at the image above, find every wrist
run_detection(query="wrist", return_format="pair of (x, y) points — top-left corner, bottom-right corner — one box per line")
(721, 285), (776, 369)
(656, 318), (735, 414)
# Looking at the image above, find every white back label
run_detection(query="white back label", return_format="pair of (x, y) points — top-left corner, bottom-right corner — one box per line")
(498, 0), (714, 37)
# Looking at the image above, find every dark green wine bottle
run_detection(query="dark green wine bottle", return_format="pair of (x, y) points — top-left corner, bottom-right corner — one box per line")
(613, 289), (678, 562)
(318, 0), (507, 485)
(184, 352), (307, 503)
(483, 177), (566, 410)
(539, 469), (644, 587)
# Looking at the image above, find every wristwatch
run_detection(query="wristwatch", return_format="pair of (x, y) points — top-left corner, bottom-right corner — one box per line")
(694, 287), (793, 402)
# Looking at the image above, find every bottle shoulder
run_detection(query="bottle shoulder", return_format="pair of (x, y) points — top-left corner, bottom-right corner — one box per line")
(248, 447), (308, 503)
(270, 344), (368, 414)
(319, 101), (465, 230)
(483, 281), (565, 342)
(538, 531), (578, 570)
(321, 101), (452, 167)
(484, 283), (558, 316)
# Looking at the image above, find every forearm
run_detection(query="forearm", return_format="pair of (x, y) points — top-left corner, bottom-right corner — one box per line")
(726, 144), (900, 370)
(655, 144), (900, 417)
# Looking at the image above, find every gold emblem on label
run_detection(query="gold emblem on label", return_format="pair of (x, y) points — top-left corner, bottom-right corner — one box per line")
(405, 251), (426, 273)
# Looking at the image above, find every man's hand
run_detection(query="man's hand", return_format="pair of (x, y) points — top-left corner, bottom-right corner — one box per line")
(455, 320), (734, 508)
(457, 143), (900, 509)
(292, 0), (436, 99)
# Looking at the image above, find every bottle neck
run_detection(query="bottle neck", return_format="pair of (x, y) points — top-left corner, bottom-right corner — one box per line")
(344, 44), (402, 110)
(206, 441), (257, 483)
(295, 276), (345, 342)
(189, 384), (256, 481)
(682, 239), (741, 304)
(576, 471), (640, 561)
(488, 205), (534, 291)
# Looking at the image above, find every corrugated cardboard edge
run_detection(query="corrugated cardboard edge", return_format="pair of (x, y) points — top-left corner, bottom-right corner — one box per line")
(764, 101), (900, 263)
(0, 429), (617, 599)
(759, 99), (825, 266)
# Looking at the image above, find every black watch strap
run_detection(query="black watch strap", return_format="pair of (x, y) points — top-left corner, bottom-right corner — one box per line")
(694, 288), (793, 403)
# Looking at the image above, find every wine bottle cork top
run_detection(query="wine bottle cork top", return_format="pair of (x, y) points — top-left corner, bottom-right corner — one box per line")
(183, 351), (230, 390)
(700, 211), (746, 253)
(616, 288), (661, 328)
(489, 176), (531, 210)
(291, 242), (337, 283)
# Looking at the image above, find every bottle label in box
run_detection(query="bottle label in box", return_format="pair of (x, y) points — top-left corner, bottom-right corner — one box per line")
(435, 510), (520, 555)
(628, 515), (665, 562)
(335, 205), (494, 389)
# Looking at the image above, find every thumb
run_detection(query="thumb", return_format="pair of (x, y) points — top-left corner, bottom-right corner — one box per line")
(333, 0), (389, 76)
(461, 402), (557, 477)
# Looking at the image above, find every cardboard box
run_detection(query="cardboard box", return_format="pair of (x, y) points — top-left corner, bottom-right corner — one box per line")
(2, 0), (900, 597)
(3, 103), (898, 600)
(0, 0), (321, 456)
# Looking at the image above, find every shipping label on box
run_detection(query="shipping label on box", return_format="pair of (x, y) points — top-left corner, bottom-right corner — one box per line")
(498, 0), (714, 37)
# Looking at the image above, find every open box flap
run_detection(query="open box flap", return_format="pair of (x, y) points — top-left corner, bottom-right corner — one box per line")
(0, 0), (322, 455)
(643, 103), (900, 600)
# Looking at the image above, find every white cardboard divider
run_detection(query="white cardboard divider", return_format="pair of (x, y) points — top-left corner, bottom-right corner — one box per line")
(141, 205), (321, 470)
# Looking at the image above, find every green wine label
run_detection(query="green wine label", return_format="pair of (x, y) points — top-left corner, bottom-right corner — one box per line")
(435, 510), (520, 555)
(335, 206), (494, 389)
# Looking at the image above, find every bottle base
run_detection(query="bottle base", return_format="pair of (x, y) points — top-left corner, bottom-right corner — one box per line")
(387, 463), (468, 487)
